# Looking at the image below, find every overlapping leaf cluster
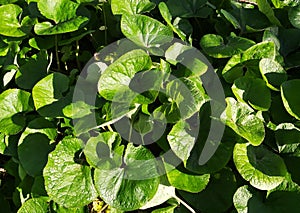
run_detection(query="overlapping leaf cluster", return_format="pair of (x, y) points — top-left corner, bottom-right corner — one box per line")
(1, 0), (300, 212)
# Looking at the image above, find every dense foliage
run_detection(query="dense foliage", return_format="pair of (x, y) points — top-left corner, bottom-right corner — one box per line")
(1, 0), (300, 212)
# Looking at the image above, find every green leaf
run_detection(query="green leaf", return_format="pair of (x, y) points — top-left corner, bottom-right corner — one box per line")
(178, 168), (237, 213)
(32, 73), (70, 117)
(167, 120), (197, 163)
(259, 58), (287, 91)
(34, 0), (90, 35)
(63, 101), (96, 119)
(233, 143), (287, 190)
(94, 143), (160, 211)
(221, 97), (265, 146)
(158, 2), (187, 41)
(140, 184), (176, 209)
(16, 51), (49, 90)
(98, 49), (154, 104)
(281, 79), (300, 120)
(18, 118), (56, 177)
(17, 198), (48, 213)
(84, 132), (123, 168)
(166, 77), (208, 119)
(275, 123), (300, 153)
(43, 138), (97, 208)
(0, 4), (28, 37)
(232, 77), (271, 111)
(111, 0), (156, 15)
(200, 34), (255, 58)
(166, 0), (210, 18)
(289, 5), (300, 29)
(0, 89), (33, 135)
(257, 0), (282, 26)
(166, 165), (210, 193)
(242, 41), (276, 61)
(121, 14), (173, 51)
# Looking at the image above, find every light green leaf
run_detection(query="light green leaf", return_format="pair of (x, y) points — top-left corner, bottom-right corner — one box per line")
(84, 132), (123, 168)
(94, 143), (159, 211)
(140, 184), (176, 209)
(242, 41), (276, 61)
(232, 77), (271, 111)
(43, 138), (97, 208)
(34, 0), (90, 35)
(63, 101), (96, 119)
(166, 165), (210, 193)
(166, 77), (208, 120)
(98, 49), (154, 104)
(158, 2), (187, 41)
(259, 58), (287, 91)
(281, 79), (300, 120)
(233, 143), (287, 190)
(200, 34), (255, 58)
(221, 97), (265, 146)
(17, 198), (48, 213)
(275, 123), (300, 153)
(167, 120), (197, 163)
(111, 0), (155, 15)
(0, 89), (33, 135)
(121, 14), (173, 51)
(0, 4), (28, 37)
(32, 73), (70, 117)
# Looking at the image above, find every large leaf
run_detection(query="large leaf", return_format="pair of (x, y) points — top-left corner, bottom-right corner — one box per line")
(178, 168), (237, 213)
(233, 143), (288, 190)
(275, 123), (300, 153)
(43, 138), (97, 208)
(94, 143), (160, 211)
(98, 49), (155, 104)
(259, 58), (287, 91)
(167, 120), (197, 163)
(200, 34), (255, 58)
(0, 89), (33, 135)
(281, 79), (300, 120)
(16, 51), (49, 90)
(232, 77), (271, 111)
(18, 118), (56, 177)
(166, 0), (211, 18)
(111, 0), (155, 15)
(221, 97), (265, 146)
(32, 73), (70, 117)
(34, 0), (90, 35)
(165, 164), (210, 193)
(121, 14), (173, 51)
(0, 4), (32, 37)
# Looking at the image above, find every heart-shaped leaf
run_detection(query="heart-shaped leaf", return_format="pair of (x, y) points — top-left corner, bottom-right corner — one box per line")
(281, 79), (300, 120)
(111, 0), (155, 15)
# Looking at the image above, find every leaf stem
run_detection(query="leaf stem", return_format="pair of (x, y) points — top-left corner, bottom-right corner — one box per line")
(55, 35), (61, 71)
(175, 195), (196, 213)
(76, 40), (81, 70)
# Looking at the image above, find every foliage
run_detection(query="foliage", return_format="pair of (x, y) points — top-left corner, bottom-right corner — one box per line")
(0, 0), (300, 212)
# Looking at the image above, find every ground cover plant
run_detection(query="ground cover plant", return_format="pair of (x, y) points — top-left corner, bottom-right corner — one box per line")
(1, 0), (300, 212)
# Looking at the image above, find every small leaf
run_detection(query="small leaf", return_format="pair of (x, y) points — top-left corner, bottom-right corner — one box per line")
(200, 34), (255, 58)
(289, 5), (300, 29)
(221, 97), (265, 146)
(43, 138), (97, 208)
(233, 143), (287, 190)
(281, 79), (300, 120)
(17, 198), (48, 213)
(0, 89), (33, 135)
